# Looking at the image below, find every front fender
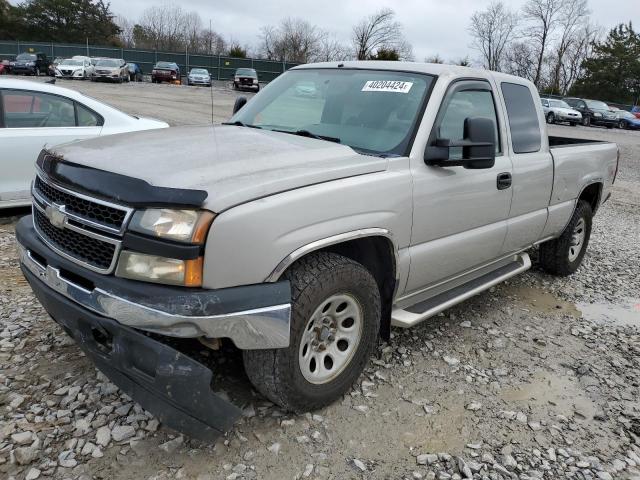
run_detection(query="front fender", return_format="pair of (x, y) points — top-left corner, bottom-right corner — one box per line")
(202, 166), (412, 290)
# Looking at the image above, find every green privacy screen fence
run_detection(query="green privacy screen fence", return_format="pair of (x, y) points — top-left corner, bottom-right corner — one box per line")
(0, 40), (299, 82)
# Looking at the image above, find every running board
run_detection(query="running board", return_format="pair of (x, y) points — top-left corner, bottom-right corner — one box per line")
(391, 253), (531, 328)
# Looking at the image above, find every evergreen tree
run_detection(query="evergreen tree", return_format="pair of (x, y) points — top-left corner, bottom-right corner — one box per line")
(570, 22), (640, 104)
(12, 0), (121, 45)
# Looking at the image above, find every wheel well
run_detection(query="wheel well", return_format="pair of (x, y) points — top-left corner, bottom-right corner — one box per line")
(288, 236), (397, 341)
(579, 183), (602, 214)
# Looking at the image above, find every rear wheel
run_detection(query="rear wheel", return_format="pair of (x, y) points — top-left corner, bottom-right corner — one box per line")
(35, 67), (40, 76)
(539, 200), (592, 276)
(243, 252), (380, 412)
(546, 112), (555, 124)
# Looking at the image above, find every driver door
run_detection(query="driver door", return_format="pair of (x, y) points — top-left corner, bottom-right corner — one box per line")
(405, 79), (513, 293)
(0, 89), (102, 206)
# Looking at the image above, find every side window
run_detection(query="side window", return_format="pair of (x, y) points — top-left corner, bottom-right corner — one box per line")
(2, 90), (75, 128)
(76, 103), (101, 126)
(500, 82), (541, 154)
(437, 87), (501, 159)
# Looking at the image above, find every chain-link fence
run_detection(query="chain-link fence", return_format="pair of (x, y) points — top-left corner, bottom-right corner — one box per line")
(0, 40), (299, 82)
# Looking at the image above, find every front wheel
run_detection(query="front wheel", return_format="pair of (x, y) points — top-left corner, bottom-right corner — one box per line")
(619, 120), (626, 129)
(546, 112), (555, 124)
(35, 67), (40, 76)
(243, 252), (381, 412)
(570, 122), (577, 127)
(582, 116), (590, 127)
(539, 200), (593, 276)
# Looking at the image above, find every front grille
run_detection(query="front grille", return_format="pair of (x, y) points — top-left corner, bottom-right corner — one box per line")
(34, 176), (126, 230)
(34, 209), (116, 270)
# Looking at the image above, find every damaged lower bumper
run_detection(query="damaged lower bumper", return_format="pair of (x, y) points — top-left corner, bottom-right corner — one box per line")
(15, 216), (292, 440)
(22, 265), (241, 441)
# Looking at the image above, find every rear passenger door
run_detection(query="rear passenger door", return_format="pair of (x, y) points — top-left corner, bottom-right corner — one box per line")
(499, 82), (553, 253)
(0, 89), (102, 206)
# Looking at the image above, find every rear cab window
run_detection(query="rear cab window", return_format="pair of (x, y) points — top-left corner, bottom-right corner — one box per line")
(500, 83), (541, 154)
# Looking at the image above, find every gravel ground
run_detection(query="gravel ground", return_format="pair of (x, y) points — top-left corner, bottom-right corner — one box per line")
(1, 78), (639, 479)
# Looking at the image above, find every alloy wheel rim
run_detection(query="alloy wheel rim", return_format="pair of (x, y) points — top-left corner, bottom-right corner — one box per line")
(298, 293), (363, 384)
(568, 217), (586, 262)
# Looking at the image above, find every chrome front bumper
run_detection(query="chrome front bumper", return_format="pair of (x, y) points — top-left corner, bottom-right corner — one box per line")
(18, 243), (291, 349)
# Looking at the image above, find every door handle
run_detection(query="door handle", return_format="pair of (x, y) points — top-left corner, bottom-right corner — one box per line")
(497, 172), (512, 190)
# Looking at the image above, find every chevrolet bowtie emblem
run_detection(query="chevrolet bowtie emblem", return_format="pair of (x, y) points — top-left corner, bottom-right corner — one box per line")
(45, 203), (67, 229)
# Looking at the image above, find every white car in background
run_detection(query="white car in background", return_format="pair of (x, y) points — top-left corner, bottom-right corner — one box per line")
(55, 56), (95, 80)
(0, 78), (169, 209)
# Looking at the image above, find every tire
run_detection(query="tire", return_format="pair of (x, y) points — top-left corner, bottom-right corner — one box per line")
(582, 116), (590, 127)
(243, 252), (381, 412)
(539, 200), (593, 276)
(35, 67), (40, 76)
(546, 112), (555, 124)
(619, 120), (626, 129)
(570, 122), (577, 127)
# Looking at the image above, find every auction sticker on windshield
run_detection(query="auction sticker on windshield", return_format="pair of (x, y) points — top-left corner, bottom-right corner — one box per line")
(362, 80), (413, 93)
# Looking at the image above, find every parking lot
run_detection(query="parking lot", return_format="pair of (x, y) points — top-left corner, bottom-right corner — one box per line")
(1, 76), (640, 480)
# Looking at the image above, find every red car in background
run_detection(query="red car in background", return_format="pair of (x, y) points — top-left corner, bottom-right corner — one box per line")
(632, 106), (640, 119)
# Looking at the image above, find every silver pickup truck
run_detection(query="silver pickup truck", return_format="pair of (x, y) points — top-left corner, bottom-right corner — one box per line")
(16, 62), (619, 440)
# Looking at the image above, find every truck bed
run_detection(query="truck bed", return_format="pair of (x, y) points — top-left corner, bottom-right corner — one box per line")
(549, 136), (610, 148)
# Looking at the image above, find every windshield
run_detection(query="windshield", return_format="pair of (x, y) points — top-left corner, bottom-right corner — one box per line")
(16, 53), (36, 61)
(231, 69), (434, 156)
(586, 100), (609, 110)
(550, 99), (570, 108)
(236, 68), (257, 77)
(96, 59), (120, 67)
(156, 62), (176, 69)
(61, 59), (83, 66)
(191, 68), (208, 74)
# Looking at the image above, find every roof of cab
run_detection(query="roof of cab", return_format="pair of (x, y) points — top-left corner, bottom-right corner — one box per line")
(293, 61), (535, 87)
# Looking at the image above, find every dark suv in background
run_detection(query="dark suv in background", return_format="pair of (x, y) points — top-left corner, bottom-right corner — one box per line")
(563, 97), (618, 128)
(233, 68), (260, 91)
(151, 62), (180, 83)
(11, 52), (51, 76)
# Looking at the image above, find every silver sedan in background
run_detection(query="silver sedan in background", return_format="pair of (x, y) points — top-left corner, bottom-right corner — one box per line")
(187, 68), (212, 87)
(541, 98), (582, 126)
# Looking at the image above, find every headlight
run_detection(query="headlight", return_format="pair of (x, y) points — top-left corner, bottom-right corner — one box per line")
(116, 251), (203, 286)
(129, 209), (214, 243)
(27, 61), (35, 66)
(253, 79), (258, 84)
(593, 112), (602, 117)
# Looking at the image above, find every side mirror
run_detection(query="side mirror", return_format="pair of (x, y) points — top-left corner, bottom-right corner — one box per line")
(233, 96), (248, 115)
(425, 117), (496, 169)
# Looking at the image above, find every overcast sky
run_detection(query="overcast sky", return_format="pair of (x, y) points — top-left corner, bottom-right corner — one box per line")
(13, 0), (639, 61)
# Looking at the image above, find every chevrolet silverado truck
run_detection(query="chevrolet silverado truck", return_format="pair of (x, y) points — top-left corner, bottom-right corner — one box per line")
(16, 62), (619, 441)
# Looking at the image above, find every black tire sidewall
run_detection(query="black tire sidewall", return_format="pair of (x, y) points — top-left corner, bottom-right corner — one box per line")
(547, 113), (554, 124)
(281, 260), (380, 408)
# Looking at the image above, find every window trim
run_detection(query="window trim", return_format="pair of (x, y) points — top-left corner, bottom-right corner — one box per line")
(0, 88), (104, 128)
(427, 78), (503, 157)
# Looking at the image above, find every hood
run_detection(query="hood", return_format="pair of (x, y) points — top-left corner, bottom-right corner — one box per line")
(554, 107), (580, 115)
(50, 125), (388, 212)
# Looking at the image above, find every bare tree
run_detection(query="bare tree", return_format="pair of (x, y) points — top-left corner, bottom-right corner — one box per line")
(261, 18), (325, 63)
(504, 41), (537, 80)
(352, 8), (412, 60)
(469, 1), (518, 71)
(558, 22), (600, 93)
(549, 0), (589, 92)
(316, 33), (351, 62)
(424, 54), (444, 64)
(523, 0), (564, 87)
(115, 15), (135, 47)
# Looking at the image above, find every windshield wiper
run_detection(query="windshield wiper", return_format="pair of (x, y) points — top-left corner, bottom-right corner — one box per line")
(273, 129), (341, 144)
(222, 121), (262, 129)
